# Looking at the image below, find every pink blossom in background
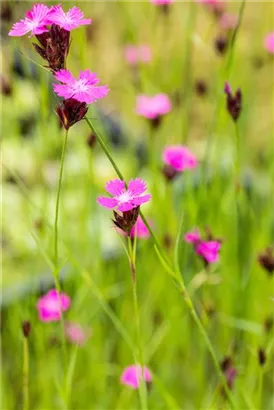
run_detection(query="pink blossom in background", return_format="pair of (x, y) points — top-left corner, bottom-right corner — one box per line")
(37, 289), (71, 322)
(124, 45), (152, 66)
(196, 240), (221, 263)
(130, 216), (151, 239)
(264, 32), (274, 54)
(53, 69), (109, 104)
(120, 365), (152, 389)
(219, 13), (238, 30)
(47, 5), (91, 31)
(162, 145), (198, 172)
(65, 322), (91, 346)
(136, 94), (172, 120)
(150, 0), (174, 4)
(184, 229), (201, 244)
(9, 3), (51, 37)
(97, 179), (151, 212)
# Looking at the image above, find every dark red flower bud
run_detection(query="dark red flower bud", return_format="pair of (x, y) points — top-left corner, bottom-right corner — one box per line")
(258, 348), (266, 366)
(258, 247), (274, 275)
(162, 164), (178, 182)
(87, 133), (96, 149)
(220, 356), (237, 393)
(56, 98), (88, 130)
(34, 25), (70, 72)
(264, 316), (273, 333)
(1, 76), (12, 96)
(150, 116), (162, 130)
(22, 321), (31, 338)
(113, 207), (140, 236)
(224, 82), (242, 122)
(215, 36), (228, 55)
(195, 80), (208, 96)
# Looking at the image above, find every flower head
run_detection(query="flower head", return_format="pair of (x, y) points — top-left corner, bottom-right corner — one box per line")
(47, 5), (91, 31)
(124, 45), (152, 66)
(9, 3), (51, 37)
(136, 94), (172, 121)
(219, 13), (238, 30)
(53, 69), (109, 104)
(163, 145), (198, 172)
(65, 322), (91, 346)
(264, 32), (274, 54)
(196, 241), (221, 264)
(184, 229), (201, 244)
(120, 365), (152, 389)
(224, 82), (242, 122)
(150, 0), (174, 4)
(97, 178), (151, 212)
(37, 289), (71, 322)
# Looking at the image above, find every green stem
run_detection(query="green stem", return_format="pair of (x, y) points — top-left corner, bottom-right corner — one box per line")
(128, 237), (148, 410)
(23, 337), (29, 410)
(84, 117), (235, 409)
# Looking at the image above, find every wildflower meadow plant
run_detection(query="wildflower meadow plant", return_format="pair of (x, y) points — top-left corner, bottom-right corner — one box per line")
(5, 1), (273, 409)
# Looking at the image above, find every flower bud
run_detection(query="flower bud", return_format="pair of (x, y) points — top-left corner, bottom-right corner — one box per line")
(22, 321), (31, 338)
(56, 98), (88, 130)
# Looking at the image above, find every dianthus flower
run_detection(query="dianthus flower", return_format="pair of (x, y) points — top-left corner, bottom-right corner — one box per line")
(124, 45), (152, 66)
(136, 94), (171, 128)
(53, 69), (109, 104)
(9, 3), (51, 37)
(37, 289), (70, 322)
(163, 145), (198, 172)
(185, 228), (222, 265)
(264, 32), (274, 54)
(65, 322), (91, 346)
(120, 365), (152, 389)
(117, 216), (151, 239)
(47, 5), (91, 31)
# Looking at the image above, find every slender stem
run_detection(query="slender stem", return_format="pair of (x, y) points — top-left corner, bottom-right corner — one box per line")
(23, 337), (29, 410)
(84, 117), (235, 409)
(128, 237), (148, 410)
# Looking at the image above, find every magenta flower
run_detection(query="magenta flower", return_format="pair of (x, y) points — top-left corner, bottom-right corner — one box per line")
(97, 179), (151, 212)
(37, 289), (70, 322)
(130, 216), (151, 239)
(150, 0), (174, 4)
(124, 45), (152, 66)
(196, 241), (221, 264)
(184, 229), (201, 244)
(136, 94), (171, 120)
(53, 69), (109, 104)
(219, 13), (238, 30)
(65, 322), (91, 346)
(120, 365), (152, 389)
(163, 145), (198, 172)
(264, 32), (274, 54)
(9, 3), (51, 37)
(47, 5), (91, 31)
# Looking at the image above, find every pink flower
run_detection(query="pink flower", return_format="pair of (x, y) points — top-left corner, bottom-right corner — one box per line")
(130, 216), (151, 239)
(120, 365), (152, 389)
(37, 289), (71, 322)
(219, 13), (238, 30)
(124, 45), (152, 66)
(162, 145), (198, 172)
(264, 32), (274, 54)
(150, 0), (174, 4)
(136, 94), (172, 120)
(196, 241), (221, 263)
(53, 69), (109, 104)
(184, 229), (201, 244)
(9, 3), (51, 37)
(97, 179), (151, 212)
(65, 322), (91, 346)
(47, 5), (91, 31)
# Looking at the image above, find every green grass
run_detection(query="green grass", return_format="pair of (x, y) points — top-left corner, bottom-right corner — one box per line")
(1, 1), (274, 409)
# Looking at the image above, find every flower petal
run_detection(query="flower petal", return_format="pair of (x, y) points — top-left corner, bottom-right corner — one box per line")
(97, 196), (118, 209)
(105, 179), (125, 196)
(128, 178), (147, 195)
(54, 69), (75, 84)
(131, 194), (151, 206)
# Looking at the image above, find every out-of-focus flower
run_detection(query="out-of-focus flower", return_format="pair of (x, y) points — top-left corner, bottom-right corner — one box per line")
(65, 322), (91, 346)
(196, 241), (221, 264)
(220, 357), (237, 391)
(196, 0), (224, 17)
(215, 35), (228, 55)
(120, 365), (152, 389)
(56, 98), (88, 130)
(47, 5), (91, 31)
(184, 229), (201, 244)
(124, 45), (152, 66)
(195, 80), (208, 96)
(258, 247), (274, 275)
(9, 3), (51, 37)
(264, 32), (274, 54)
(136, 94), (172, 128)
(224, 82), (242, 122)
(185, 228), (222, 265)
(162, 145), (198, 172)
(219, 13), (238, 30)
(97, 179), (151, 212)
(22, 321), (31, 338)
(53, 69), (109, 104)
(33, 24), (70, 72)
(117, 216), (151, 239)
(37, 289), (70, 322)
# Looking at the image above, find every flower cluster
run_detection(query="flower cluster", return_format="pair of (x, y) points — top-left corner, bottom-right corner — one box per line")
(185, 228), (222, 265)
(9, 4), (109, 130)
